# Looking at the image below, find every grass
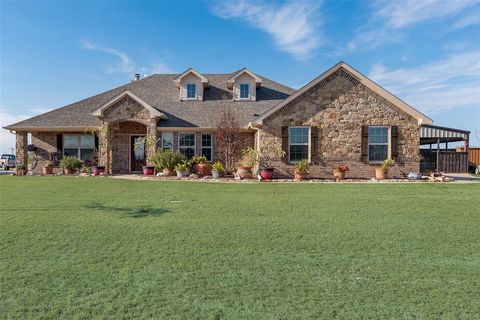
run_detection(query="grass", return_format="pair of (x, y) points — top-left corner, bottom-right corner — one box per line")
(1, 176), (479, 319)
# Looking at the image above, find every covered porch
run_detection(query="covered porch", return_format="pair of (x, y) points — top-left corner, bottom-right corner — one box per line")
(420, 124), (470, 173)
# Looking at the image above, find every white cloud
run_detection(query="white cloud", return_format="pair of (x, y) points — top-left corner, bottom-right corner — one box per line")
(80, 40), (174, 75)
(369, 51), (480, 114)
(0, 111), (30, 154)
(375, 0), (477, 29)
(451, 9), (480, 29)
(211, 0), (322, 59)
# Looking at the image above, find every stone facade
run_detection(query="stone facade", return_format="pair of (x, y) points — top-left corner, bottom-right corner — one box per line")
(15, 132), (28, 166)
(257, 70), (421, 179)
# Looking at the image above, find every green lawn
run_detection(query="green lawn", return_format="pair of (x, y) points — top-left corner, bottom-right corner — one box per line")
(1, 177), (479, 319)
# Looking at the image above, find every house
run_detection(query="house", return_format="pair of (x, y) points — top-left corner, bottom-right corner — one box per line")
(4, 61), (470, 177)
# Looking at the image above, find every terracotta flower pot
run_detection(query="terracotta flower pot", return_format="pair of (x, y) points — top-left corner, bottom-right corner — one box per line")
(163, 168), (175, 176)
(63, 168), (74, 175)
(236, 166), (252, 179)
(43, 167), (53, 175)
(16, 168), (27, 176)
(92, 166), (105, 176)
(259, 168), (274, 180)
(375, 167), (387, 180)
(143, 166), (155, 176)
(195, 163), (212, 176)
(333, 169), (346, 181)
(294, 170), (307, 180)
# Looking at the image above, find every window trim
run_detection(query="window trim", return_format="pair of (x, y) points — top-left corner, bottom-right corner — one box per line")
(161, 132), (173, 150)
(178, 132), (196, 158)
(288, 126), (310, 163)
(63, 134), (95, 161)
(186, 83), (196, 100)
(201, 132), (213, 161)
(239, 83), (250, 100)
(367, 126), (391, 163)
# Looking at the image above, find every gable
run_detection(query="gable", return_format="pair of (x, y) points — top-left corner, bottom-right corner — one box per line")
(90, 91), (164, 119)
(173, 68), (209, 88)
(254, 62), (433, 125)
(227, 68), (262, 89)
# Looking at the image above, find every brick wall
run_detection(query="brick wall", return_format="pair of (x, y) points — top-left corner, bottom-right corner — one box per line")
(258, 69), (421, 179)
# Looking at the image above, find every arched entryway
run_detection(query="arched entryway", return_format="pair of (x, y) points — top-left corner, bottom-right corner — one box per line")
(111, 121), (147, 173)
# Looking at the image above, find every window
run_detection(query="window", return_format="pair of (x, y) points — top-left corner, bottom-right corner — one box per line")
(179, 133), (195, 159)
(162, 132), (173, 150)
(289, 127), (309, 162)
(240, 83), (249, 99)
(368, 126), (389, 162)
(201, 133), (213, 161)
(186, 84), (196, 99)
(63, 134), (95, 162)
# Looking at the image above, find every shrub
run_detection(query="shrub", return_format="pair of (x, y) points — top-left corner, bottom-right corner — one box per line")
(43, 161), (53, 168)
(150, 150), (186, 171)
(212, 161), (225, 172)
(59, 156), (83, 170)
(190, 155), (208, 165)
(335, 164), (349, 172)
(16, 163), (27, 170)
(381, 159), (396, 170)
(240, 147), (258, 167)
(294, 159), (310, 173)
(174, 160), (188, 172)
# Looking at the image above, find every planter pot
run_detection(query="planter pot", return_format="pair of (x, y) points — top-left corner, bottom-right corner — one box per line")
(407, 172), (422, 180)
(63, 168), (74, 175)
(259, 167), (274, 180)
(163, 168), (175, 176)
(333, 169), (346, 181)
(16, 168), (27, 176)
(236, 166), (253, 179)
(211, 169), (224, 179)
(375, 167), (388, 180)
(92, 165), (105, 176)
(43, 167), (53, 175)
(195, 163), (212, 176)
(294, 170), (307, 180)
(143, 166), (155, 176)
(176, 170), (189, 178)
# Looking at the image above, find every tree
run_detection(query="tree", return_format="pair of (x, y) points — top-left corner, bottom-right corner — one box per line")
(214, 108), (240, 173)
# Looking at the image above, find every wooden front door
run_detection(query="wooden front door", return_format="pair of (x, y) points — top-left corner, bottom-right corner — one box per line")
(131, 135), (146, 172)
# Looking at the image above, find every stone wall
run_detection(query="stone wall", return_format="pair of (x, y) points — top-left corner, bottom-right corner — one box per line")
(15, 132), (28, 166)
(30, 132), (58, 174)
(258, 70), (421, 179)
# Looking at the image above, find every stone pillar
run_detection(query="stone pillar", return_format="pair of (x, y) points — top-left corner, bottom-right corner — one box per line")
(98, 123), (113, 174)
(146, 118), (159, 165)
(15, 131), (28, 166)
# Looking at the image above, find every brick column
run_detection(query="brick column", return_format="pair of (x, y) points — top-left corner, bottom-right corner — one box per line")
(146, 118), (159, 165)
(15, 131), (28, 166)
(98, 123), (113, 174)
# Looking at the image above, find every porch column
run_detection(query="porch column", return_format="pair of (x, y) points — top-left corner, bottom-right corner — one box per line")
(146, 118), (159, 165)
(98, 123), (113, 174)
(15, 131), (28, 166)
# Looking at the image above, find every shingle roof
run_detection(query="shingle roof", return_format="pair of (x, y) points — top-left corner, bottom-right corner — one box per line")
(5, 73), (295, 130)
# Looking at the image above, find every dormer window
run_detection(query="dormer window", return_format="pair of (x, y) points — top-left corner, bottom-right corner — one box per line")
(187, 84), (196, 99)
(240, 84), (249, 99)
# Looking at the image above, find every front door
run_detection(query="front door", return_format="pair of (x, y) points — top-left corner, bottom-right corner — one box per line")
(131, 135), (146, 172)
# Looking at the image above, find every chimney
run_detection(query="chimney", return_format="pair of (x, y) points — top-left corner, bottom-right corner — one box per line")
(133, 73), (141, 81)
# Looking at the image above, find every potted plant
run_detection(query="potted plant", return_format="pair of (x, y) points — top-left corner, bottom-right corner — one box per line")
(175, 161), (189, 177)
(211, 161), (225, 179)
(142, 165), (155, 176)
(92, 165), (105, 176)
(333, 164), (349, 181)
(59, 156), (82, 174)
(15, 163), (27, 176)
(190, 155), (211, 176)
(294, 159), (310, 180)
(42, 161), (53, 175)
(237, 147), (258, 179)
(258, 142), (286, 180)
(375, 159), (396, 180)
(150, 150), (186, 176)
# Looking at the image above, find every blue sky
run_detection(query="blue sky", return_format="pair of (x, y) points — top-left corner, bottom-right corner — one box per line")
(1, 0), (479, 152)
